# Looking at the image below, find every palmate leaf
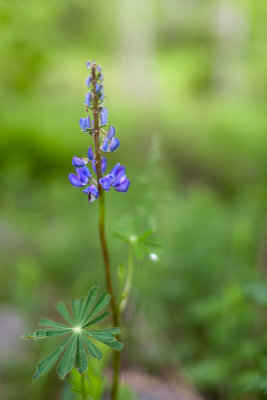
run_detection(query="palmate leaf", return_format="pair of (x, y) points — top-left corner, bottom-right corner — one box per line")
(114, 215), (161, 260)
(22, 287), (123, 380)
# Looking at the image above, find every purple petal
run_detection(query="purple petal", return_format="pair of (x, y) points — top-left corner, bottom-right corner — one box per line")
(86, 61), (91, 68)
(98, 73), (103, 82)
(69, 173), (84, 187)
(83, 185), (99, 203)
(72, 156), (87, 168)
(108, 137), (120, 152)
(114, 176), (130, 192)
(85, 92), (91, 107)
(100, 107), (108, 126)
(85, 77), (91, 88)
(102, 138), (108, 152)
(83, 184), (99, 196)
(102, 157), (107, 174)
(87, 146), (94, 161)
(77, 166), (91, 185)
(99, 175), (112, 191)
(99, 91), (105, 102)
(79, 116), (91, 132)
(110, 164), (125, 180)
(97, 65), (102, 72)
(95, 83), (102, 94)
(107, 126), (115, 140)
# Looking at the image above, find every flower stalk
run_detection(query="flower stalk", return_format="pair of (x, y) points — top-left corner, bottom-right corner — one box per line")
(91, 62), (121, 400)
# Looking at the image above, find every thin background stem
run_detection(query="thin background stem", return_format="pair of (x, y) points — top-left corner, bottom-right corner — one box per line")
(91, 62), (121, 400)
(120, 245), (134, 312)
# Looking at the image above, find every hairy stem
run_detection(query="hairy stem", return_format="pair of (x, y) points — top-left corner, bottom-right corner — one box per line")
(91, 62), (121, 400)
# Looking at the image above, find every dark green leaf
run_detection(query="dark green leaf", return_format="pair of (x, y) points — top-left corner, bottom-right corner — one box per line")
(83, 311), (109, 328)
(82, 291), (110, 327)
(33, 336), (71, 380)
(55, 301), (74, 326)
(39, 318), (69, 329)
(76, 336), (87, 374)
(72, 299), (82, 324)
(35, 329), (71, 338)
(91, 327), (120, 335)
(57, 335), (77, 379)
(100, 340), (124, 351)
(82, 334), (102, 360)
(85, 331), (115, 342)
(80, 286), (99, 325)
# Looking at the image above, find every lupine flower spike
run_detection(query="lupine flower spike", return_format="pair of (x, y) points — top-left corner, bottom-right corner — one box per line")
(69, 61), (130, 202)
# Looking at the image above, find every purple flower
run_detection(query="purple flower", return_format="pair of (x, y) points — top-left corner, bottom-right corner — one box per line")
(95, 83), (102, 94)
(83, 185), (99, 203)
(110, 163), (125, 180)
(69, 62), (130, 203)
(85, 92), (91, 107)
(101, 126), (120, 153)
(99, 163), (130, 193)
(102, 138), (109, 152)
(87, 146), (94, 161)
(79, 116), (91, 132)
(72, 156), (87, 168)
(69, 166), (92, 187)
(86, 77), (91, 88)
(113, 175), (130, 192)
(99, 174), (112, 191)
(109, 137), (120, 152)
(100, 107), (108, 126)
(107, 126), (115, 140)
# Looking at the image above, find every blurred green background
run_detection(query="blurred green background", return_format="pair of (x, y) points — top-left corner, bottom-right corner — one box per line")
(1, 0), (267, 399)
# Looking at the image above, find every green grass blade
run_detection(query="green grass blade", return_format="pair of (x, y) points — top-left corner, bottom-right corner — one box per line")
(82, 291), (110, 327)
(33, 336), (71, 380)
(55, 301), (74, 326)
(80, 286), (99, 325)
(82, 334), (102, 360)
(82, 311), (109, 328)
(57, 335), (77, 379)
(76, 336), (87, 374)
(39, 318), (69, 329)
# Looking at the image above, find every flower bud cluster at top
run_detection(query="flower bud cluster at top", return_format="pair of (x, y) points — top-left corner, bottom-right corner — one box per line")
(69, 61), (130, 203)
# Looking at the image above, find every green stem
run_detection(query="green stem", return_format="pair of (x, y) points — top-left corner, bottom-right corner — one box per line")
(91, 62), (121, 400)
(120, 245), (134, 312)
(80, 374), (86, 400)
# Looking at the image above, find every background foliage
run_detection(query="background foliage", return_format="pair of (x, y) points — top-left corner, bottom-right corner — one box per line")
(1, 0), (267, 399)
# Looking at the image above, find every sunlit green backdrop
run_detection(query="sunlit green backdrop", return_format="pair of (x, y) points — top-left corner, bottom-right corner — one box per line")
(1, 0), (267, 399)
